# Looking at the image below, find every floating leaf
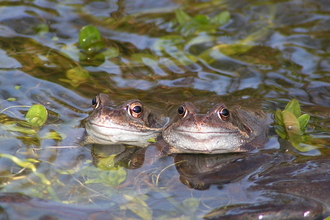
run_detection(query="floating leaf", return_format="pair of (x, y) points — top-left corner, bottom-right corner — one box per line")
(274, 109), (284, 127)
(79, 25), (105, 53)
(25, 104), (48, 127)
(298, 114), (310, 132)
(282, 110), (301, 137)
(62, 67), (90, 87)
(284, 99), (301, 118)
(274, 125), (287, 139)
(212, 11), (230, 26)
(14, 85), (20, 89)
(6, 97), (16, 101)
(175, 9), (192, 25)
(274, 99), (313, 152)
(103, 46), (120, 59)
(193, 14), (210, 25)
(66, 67), (89, 81)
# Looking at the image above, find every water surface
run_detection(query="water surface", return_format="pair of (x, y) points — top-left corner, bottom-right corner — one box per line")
(0, 0), (330, 219)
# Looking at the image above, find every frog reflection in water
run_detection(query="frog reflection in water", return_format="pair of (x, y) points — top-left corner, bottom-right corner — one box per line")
(85, 93), (167, 147)
(162, 100), (268, 154)
(174, 151), (329, 219)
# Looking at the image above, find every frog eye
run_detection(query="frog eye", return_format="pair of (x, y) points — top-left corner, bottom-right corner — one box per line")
(128, 102), (143, 118)
(92, 97), (99, 109)
(218, 107), (229, 120)
(178, 105), (188, 118)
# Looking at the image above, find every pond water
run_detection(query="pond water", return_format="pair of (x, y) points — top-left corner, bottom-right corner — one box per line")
(0, 0), (330, 219)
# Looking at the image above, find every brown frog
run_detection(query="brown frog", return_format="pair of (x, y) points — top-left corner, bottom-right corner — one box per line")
(162, 100), (268, 154)
(85, 93), (167, 147)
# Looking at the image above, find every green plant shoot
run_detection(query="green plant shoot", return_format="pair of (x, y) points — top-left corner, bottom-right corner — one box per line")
(25, 104), (48, 127)
(274, 99), (313, 152)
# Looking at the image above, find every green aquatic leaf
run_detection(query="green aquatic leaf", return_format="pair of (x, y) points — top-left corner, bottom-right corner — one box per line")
(284, 99), (301, 118)
(211, 11), (230, 26)
(106, 168), (126, 186)
(56, 169), (76, 175)
(274, 109), (284, 127)
(25, 104), (48, 127)
(34, 24), (49, 34)
(183, 197), (200, 213)
(0, 153), (38, 171)
(41, 131), (64, 141)
(274, 125), (287, 139)
(103, 46), (120, 59)
(175, 9), (192, 25)
(6, 97), (16, 101)
(97, 155), (117, 171)
(79, 25), (105, 53)
(123, 195), (153, 220)
(282, 110), (301, 136)
(62, 66), (90, 87)
(298, 114), (310, 132)
(193, 14), (209, 25)
(85, 166), (126, 187)
(219, 44), (253, 56)
(291, 142), (318, 152)
(131, 53), (158, 63)
(2, 123), (37, 135)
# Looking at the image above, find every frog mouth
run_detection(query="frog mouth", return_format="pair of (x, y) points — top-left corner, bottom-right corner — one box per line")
(174, 127), (239, 134)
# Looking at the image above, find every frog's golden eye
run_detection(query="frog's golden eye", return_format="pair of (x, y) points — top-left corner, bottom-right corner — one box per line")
(178, 105), (188, 118)
(128, 102), (143, 118)
(218, 107), (229, 120)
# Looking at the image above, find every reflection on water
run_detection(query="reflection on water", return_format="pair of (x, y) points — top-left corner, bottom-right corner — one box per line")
(0, 0), (330, 219)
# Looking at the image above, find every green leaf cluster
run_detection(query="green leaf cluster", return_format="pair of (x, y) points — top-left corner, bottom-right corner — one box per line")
(274, 99), (315, 152)
(274, 99), (310, 139)
(85, 155), (127, 187)
(25, 104), (48, 127)
(175, 9), (230, 36)
(78, 25), (119, 66)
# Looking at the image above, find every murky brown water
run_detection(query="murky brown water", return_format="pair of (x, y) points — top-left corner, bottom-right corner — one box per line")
(0, 0), (330, 219)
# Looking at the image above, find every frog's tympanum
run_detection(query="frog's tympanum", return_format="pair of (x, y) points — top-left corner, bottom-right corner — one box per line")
(85, 93), (166, 147)
(163, 100), (268, 154)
